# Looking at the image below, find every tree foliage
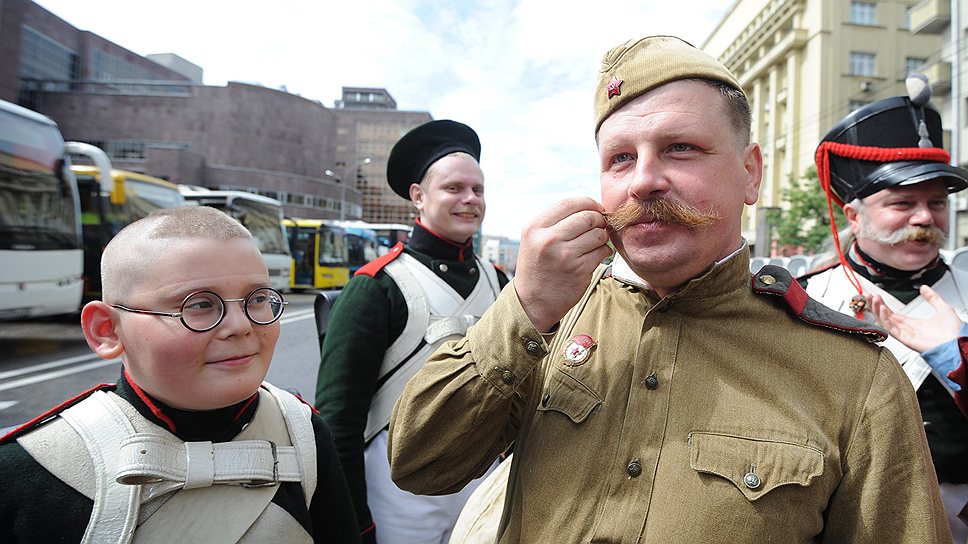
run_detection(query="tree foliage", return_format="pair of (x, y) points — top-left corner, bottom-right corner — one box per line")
(770, 166), (845, 254)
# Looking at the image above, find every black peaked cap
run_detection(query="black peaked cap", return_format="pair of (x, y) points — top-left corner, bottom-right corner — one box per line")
(386, 120), (481, 199)
(819, 96), (968, 202)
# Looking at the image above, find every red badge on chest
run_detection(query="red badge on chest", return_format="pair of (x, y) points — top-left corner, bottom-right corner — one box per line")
(563, 334), (597, 366)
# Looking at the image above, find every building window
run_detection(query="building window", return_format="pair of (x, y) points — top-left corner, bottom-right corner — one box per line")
(18, 25), (79, 106)
(849, 2), (876, 26)
(850, 52), (876, 77)
(906, 57), (927, 75)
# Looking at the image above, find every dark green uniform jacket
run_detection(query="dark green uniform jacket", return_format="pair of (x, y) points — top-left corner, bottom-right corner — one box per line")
(314, 221), (508, 537)
(0, 370), (361, 543)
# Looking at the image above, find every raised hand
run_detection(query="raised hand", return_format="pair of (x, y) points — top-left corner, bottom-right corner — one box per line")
(513, 197), (613, 332)
(871, 285), (964, 353)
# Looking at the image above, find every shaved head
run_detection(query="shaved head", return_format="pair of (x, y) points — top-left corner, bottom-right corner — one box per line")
(101, 206), (254, 302)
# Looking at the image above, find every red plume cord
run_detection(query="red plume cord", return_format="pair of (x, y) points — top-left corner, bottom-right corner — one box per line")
(814, 141), (950, 318)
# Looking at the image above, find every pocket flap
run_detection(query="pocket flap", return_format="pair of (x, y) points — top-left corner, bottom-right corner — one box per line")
(688, 431), (824, 501)
(536, 367), (602, 424)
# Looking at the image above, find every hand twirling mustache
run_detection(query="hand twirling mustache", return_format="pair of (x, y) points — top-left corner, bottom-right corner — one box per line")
(604, 197), (719, 231)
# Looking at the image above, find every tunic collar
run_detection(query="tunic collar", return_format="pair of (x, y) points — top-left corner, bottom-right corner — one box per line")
(117, 369), (259, 442)
(610, 241), (750, 303)
(409, 219), (475, 263)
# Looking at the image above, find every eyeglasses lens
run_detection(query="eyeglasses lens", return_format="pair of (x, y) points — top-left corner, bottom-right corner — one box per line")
(181, 292), (223, 331)
(246, 288), (284, 324)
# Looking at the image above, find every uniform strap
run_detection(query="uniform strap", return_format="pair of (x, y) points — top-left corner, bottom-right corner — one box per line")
(59, 391), (141, 544)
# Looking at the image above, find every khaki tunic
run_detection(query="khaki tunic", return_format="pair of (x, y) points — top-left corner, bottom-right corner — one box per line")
(389, 248), (950, 543)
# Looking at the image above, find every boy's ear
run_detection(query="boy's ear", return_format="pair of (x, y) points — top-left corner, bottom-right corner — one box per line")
(81, 301), (125, 360)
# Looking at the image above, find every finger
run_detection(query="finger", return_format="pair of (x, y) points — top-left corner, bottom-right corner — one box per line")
(553, 210), (608, 242)
(920, 285), (948, 310)
(870, 295), (895, 325)
(527, 197), (604, 231)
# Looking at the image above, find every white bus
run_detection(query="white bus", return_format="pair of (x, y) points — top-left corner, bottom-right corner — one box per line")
(0, 100), (83, 319)
(178, 187), (292, 292)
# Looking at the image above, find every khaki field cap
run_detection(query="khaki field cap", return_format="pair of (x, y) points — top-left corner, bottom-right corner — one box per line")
(594, 35), (743, 132)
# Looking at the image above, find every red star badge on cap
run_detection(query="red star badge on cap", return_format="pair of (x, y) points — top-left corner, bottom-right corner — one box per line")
(607, 75), (623, 99)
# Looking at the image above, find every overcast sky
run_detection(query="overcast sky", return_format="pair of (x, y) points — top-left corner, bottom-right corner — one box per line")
(34, 0), (732, 239)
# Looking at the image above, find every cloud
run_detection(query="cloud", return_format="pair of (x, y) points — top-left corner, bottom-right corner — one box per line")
(34, 0), (731, 238)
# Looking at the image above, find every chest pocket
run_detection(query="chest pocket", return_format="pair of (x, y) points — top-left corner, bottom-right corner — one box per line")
(688, 431), (824, 501)
(536, 366), (603, 424)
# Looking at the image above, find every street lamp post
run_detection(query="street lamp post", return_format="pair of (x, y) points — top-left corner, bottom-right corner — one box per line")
(325, 156), (371, 221)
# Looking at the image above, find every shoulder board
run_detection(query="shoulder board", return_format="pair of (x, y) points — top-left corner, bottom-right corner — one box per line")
(356, 242), (405, 278)
(752, 265), (886, 343)
(0, 382), (116, 445)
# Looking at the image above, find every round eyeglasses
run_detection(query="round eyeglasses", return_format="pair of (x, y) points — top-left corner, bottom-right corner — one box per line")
(110, 287), (288, 332)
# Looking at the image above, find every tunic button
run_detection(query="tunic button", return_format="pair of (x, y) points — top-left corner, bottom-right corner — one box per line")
(439, 263), (449, 273)
(644, 373), (659, 390)
(501, 369), (516, 385)
(627, 458), (642, 478)
(760, 275), (776, 286)
(541, 394), (550, 407)
(525, 340), (542, 356)
(470, 267), (477, 275)
(743, 471), (761, 489)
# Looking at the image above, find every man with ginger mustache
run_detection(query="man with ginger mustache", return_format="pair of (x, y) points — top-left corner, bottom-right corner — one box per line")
(802, 77), (968, 541)
(315, 119), (508, 544)
(388, 36), (950, 543)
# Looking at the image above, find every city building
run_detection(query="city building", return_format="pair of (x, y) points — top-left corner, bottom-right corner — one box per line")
(909, 0), (968, 244)
(0, 0), (433, 226)
(704, 0), (945, 255)
(482, 236), (520, 276)
(334, 88), (432, 225)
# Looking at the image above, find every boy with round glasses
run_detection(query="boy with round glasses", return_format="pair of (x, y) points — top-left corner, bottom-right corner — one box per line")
(0, 205), (361, 543)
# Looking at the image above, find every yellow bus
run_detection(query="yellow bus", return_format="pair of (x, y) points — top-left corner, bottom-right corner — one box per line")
(72, 162), (186, 300)
(284, 218), (350, 290)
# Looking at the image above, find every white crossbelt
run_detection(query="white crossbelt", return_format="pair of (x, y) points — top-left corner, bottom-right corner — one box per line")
(117, 434), (303, 489)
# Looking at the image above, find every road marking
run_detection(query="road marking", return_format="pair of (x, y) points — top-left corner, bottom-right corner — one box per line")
(0, 352), (102, 381)
(0, 401), (17, 411)
(280, 308), (314, 324)
(0, 359), (120, 392)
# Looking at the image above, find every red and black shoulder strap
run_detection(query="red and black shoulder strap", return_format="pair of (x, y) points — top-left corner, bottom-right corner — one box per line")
(0, 382), (117, 444)
(356, 242), (405, 278)
(752, 265), (886, 343)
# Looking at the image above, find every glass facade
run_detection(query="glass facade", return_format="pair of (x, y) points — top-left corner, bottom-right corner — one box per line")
(18, 25), (79, 107)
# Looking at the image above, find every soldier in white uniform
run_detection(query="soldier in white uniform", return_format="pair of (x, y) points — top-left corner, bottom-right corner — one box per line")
(315, 120), (508, 544)
(803, 76), (968, 542)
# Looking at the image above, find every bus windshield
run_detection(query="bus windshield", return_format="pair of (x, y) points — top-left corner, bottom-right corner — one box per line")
(0, 110), (79, 251)
(231, 198), (289, 256)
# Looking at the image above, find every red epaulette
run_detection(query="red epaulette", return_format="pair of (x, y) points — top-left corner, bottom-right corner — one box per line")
(356, 242), (405, 278)
(752, 265), (886, 344)
(0, 382), (116, 444)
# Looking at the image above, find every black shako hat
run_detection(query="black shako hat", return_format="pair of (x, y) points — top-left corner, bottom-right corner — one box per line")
(817, 78), (968, 204)
(386, 119), (481, 200)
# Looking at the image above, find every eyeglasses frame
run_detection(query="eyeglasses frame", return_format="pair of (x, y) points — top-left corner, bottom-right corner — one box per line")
(109, 287), (288, 332)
